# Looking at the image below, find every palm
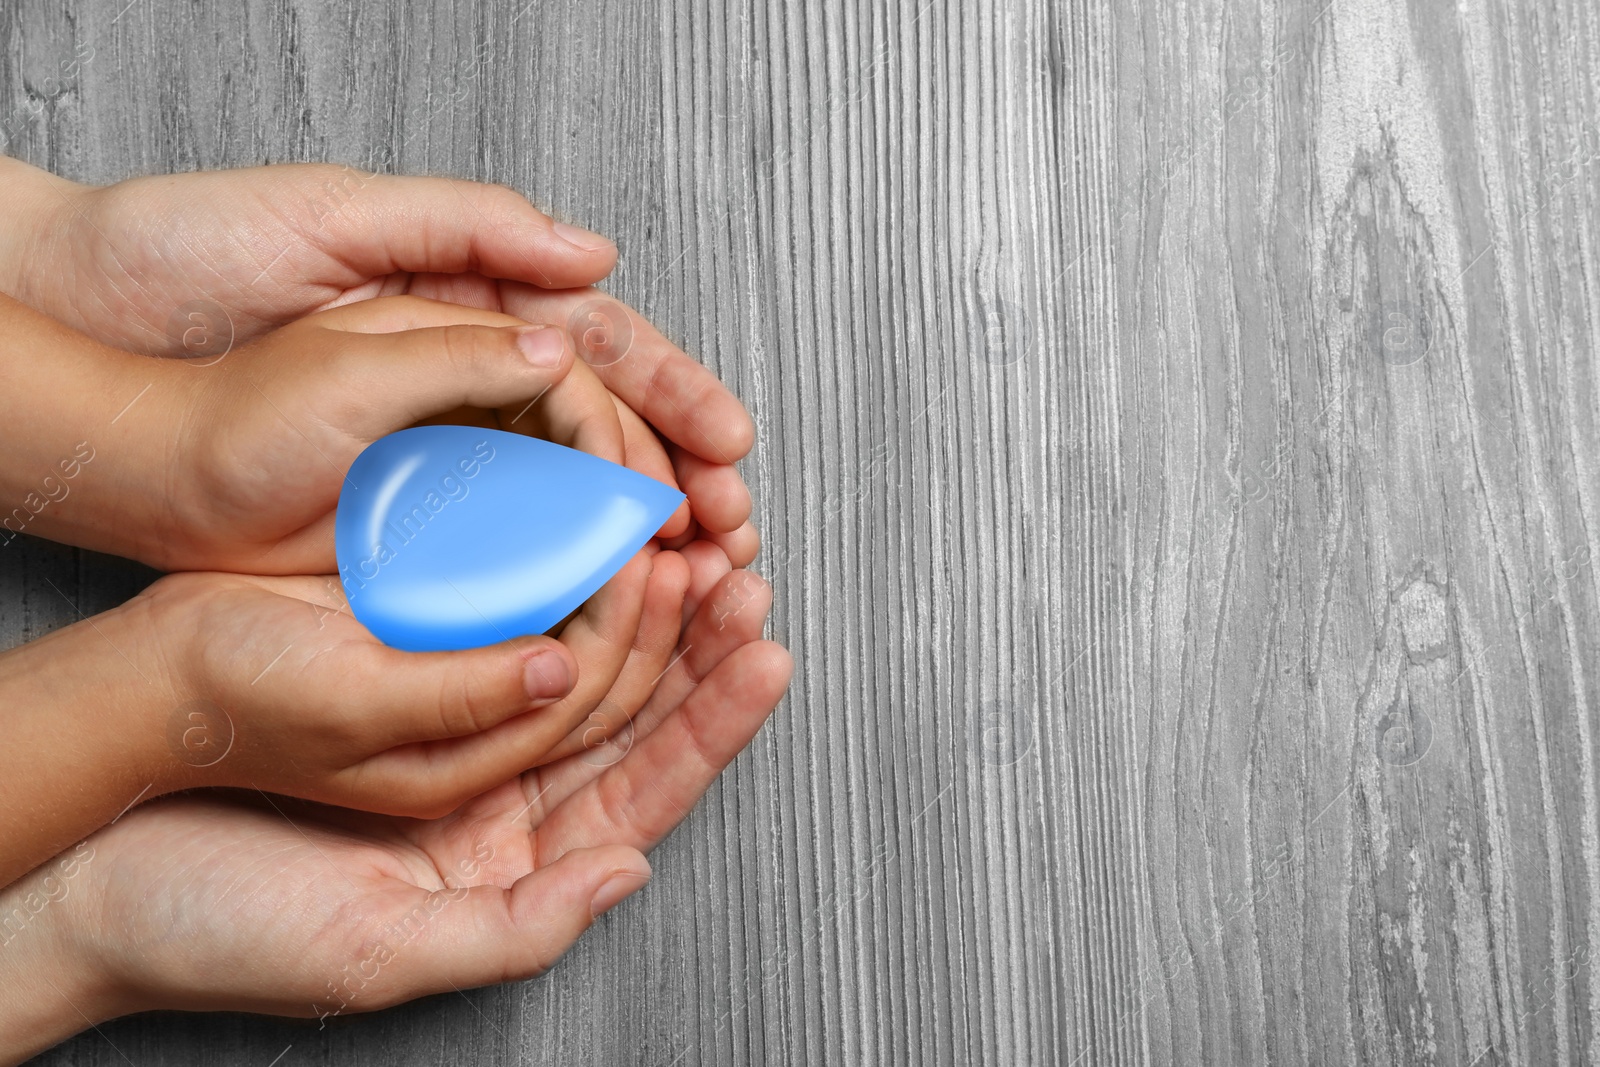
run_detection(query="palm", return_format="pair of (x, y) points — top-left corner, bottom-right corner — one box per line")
(88, 782), (550, 1017)
(77, 576), (791, 1018)
(49, 167), (610, 354)
(86, 794), (437, 1016)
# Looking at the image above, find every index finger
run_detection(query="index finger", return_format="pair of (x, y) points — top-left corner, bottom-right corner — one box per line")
(529, 641), (792, 864)
(497, 283), (756, 465)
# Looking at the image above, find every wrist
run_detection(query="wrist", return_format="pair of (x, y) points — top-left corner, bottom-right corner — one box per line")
(0, 597), (188, 887)
(87, 589), (201, 796)
(0, 304), (199, 567)
(0, 157), (83, 310)
(85, 352), (209, 570)
(0, 843), (126, 1064)
(120, 574), (239, 791)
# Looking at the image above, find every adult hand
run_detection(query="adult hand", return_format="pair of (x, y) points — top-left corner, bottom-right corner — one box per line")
(0, 160), (756, 558)
(0, 570), (788, 1063)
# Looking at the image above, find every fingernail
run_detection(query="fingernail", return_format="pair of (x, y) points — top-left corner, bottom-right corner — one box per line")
(590, 869), (650, 919)
(523, 648), (571, 701)
(517, 326), (566, 368)
(552, 220), (614, 252)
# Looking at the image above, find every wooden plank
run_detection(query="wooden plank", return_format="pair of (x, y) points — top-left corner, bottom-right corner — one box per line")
(1111, 0), (1600, 1063)
(1, 0), (1594, 1064)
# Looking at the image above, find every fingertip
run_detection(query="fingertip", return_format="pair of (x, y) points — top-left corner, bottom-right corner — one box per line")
(620, 548), (655, 584)
(722, 406), (757, 461)
(657, 519), (700, 553)
(509, 845), (647, 917)
(679, 540), (734, 626)
(521, 640), (576, 703)
(710, 522), (761, 568)
(671, 447), (753, 534)
(513, 323), (574, 372)
(693, 476), (753, 534)
(757, 639), (794, 678)
(551, 220), (618, 257)
(680, 538), (732, 578)
(583, 549), (654, 622)
(588, 856), (652, 919)
(723, 479), (755, 533)
(732, 570), (774, 615)
(684, 569), (773, 651)
(466, 845), (649, 983)
(734, 639), (795, 695)
(538, 234), (618, 290)
(756, 643), (795, 693)
(657, 499), (693, 539)
(684, 389), (756, 463)
(649, 548), (693, 599)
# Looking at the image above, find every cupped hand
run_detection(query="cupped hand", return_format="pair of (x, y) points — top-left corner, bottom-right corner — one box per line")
(6, 162), (617, 350)
(123, 295), (640, 573)
(0, 489), (740, 894)
(49, 571), (789, 1027)
(131, 542), (695, 816)
(2, 161), (756, 557)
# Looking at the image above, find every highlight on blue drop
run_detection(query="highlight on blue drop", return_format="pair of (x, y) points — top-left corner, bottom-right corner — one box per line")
(334, 426), (684, 652)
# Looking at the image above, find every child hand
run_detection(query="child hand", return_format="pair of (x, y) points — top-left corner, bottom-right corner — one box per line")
(0, 542), (693, 887)
(2, 294), (655, 572)
(145, 553), (699, 813)
(0, 160), (755, 557)
(0, 571), (788, 1061)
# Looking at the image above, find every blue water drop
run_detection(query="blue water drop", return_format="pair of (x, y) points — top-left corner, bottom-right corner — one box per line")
(335, 426), (683, 652)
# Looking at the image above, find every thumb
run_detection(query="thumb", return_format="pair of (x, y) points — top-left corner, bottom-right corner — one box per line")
(385, 846), (651, 998)
(325, 321), (576, 436)
(300, 169), (618, 290)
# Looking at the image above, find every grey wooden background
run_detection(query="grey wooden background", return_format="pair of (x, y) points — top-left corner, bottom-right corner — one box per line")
(2, 0), (1597, 1063)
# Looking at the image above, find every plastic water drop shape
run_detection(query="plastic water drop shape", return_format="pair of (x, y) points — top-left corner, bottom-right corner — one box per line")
(335, 426), (683, 652)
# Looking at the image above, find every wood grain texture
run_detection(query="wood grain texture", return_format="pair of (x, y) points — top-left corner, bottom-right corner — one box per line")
(1, 0), (1595, 1063)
